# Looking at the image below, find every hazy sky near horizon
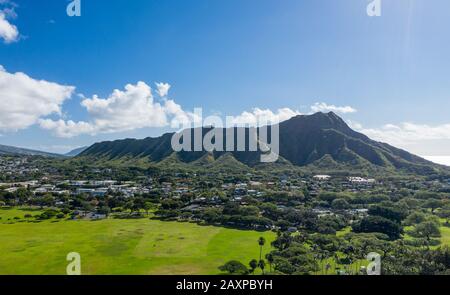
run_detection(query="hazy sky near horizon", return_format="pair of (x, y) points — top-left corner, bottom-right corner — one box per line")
(0, 0), (449, 163)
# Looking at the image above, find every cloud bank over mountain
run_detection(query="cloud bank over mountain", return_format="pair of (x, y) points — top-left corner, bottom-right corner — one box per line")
(40, 81), (197, 138)
(1, 65), (449, 158)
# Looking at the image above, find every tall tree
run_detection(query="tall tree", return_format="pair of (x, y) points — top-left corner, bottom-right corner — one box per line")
(266, 253), (274, 273)
(258, 260), (266, 275)
(412, 221), (441, 248)
(249, 259), (258, 274)
(258, 237), (266, 261)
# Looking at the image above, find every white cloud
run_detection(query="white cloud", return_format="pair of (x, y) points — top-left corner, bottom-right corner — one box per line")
(356, 122), (450, 145)
(80, 82), (168, 130)
(155, 82), (171, 97)
(164, 99), (199, 128)
(0, 65), (442, 160)
(229, 108), (302, 126)
(0, 68), (356, 140)
(227, 102), (357, 127)
(0, 1), (19, 43)
(422, 156), (450, 167)
(346, 120), (363, 130)
(0, 65), (75, 132)
(350, 121), (450, 157)
(39, 119), (97, 138)
(40, 81), (197, 138)
(310, 102), (357, 114)
(0, 11), (18, 43)
(40, 97), (304, 137)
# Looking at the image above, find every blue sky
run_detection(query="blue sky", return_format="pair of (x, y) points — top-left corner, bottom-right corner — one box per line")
(0, 0), (449, 162)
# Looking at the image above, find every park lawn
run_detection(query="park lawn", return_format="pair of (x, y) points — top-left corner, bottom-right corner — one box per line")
(440, 225), (450, 246)
(404, 220), (450, 249)
(0, 207), (43, 222)
(0, 208), (275, 275)
(336, 227), (351, 237)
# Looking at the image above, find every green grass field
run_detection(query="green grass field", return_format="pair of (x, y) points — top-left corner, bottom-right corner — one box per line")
(0, 208), (275, 275)
(403, 219), (450, 249)
(438, 224), (450, 246)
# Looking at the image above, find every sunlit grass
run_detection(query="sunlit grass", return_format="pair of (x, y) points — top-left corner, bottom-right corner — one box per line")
(0, 208), (275, 275)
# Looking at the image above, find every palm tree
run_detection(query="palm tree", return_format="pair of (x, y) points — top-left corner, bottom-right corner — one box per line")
(265, 253), (274, 273)
(249, 259), (258, 274)
(334, 253), (340, 275)
(319, 250), (328, 275)
(258, 237), (266, 261)
(258, 259), (266, 275)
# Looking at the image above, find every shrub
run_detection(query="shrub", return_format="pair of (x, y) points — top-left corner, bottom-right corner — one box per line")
(218, 260), (248, 275)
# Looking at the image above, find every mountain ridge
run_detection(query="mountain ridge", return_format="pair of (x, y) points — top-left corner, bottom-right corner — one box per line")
(77, 112), (447, 174)
(65, 146), (89, 157)
(0, 144), (63, 158)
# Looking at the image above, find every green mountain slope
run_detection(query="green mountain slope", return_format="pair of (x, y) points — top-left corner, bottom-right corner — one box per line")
(0, 144), (62, 158)
(77, 112), (446, 174)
